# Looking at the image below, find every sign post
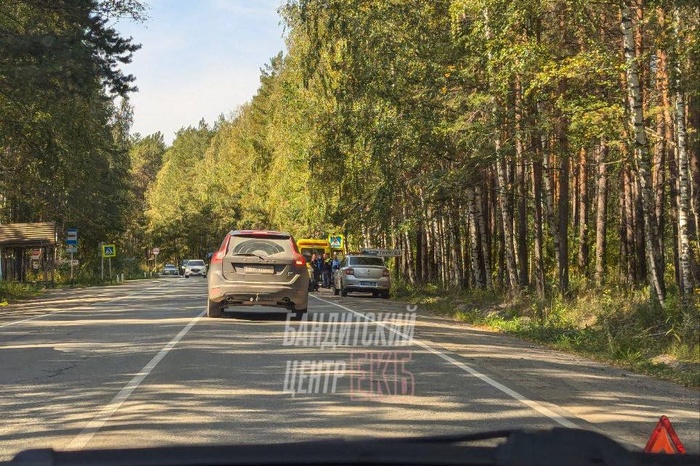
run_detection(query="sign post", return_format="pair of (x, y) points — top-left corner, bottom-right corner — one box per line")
(101, 243), (116, 280)
(152, 247), (160, 275)
(66, 228), (78, 284)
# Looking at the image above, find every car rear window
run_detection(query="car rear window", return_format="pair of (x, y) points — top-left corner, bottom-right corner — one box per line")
(229, 236), (292, 257)
(348, 256), (384, 266)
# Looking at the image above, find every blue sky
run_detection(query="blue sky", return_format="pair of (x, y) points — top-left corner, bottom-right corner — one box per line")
(114, 0), (287, 144)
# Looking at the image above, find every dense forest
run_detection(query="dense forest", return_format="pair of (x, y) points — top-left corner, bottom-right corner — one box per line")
(1, 1), (698, 362)
(143, 0), (699, 303)
(0, 0), (143, 257)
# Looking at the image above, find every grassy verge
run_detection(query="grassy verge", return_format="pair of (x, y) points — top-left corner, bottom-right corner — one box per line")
(393, 281), (700, 388)
(0, 282), (42, 305)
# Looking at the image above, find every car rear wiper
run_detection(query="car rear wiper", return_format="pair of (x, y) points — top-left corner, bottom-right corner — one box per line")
(4, 428), (698, 466)
(231, 253), (268, 261)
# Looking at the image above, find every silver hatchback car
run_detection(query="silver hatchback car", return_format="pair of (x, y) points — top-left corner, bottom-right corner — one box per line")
(207, 230), (309, 318)
(333, 255), (390, 298)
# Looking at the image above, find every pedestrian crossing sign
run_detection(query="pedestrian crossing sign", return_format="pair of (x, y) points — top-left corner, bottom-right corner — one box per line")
(329, 235), (344, 249)
(102, 244), (116, 258)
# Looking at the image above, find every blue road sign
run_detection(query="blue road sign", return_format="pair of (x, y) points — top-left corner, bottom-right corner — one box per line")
(102, 244), (116, 258)
(66, 228), (78, 245)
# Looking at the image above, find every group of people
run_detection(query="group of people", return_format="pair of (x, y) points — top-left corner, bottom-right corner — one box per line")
(309, 252), (340, 291)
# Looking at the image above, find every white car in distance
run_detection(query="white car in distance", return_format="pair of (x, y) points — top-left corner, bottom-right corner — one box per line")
(184, 259), (207, 278)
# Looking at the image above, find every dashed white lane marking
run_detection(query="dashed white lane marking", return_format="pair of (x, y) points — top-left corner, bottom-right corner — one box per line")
(66, 310), (205, 449)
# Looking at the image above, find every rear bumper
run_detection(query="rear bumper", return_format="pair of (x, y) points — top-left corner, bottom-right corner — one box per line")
(343, 276), (390, 292)
(208, 272), (309, 310)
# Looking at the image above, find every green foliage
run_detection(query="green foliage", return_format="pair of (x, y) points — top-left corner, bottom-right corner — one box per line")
(0, 282), (40, 304)
(408, 284), (699, 386)
(0, 0), (142, 257)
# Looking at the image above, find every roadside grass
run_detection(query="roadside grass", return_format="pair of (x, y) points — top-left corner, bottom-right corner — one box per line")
(0, 281), (42, 305)
(392, 280), (700, 388)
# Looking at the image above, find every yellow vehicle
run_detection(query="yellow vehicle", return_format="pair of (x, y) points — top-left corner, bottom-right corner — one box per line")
(297, 237), (346, 290)
(296, 235), (345, 261)
(296, 238), (330, 264)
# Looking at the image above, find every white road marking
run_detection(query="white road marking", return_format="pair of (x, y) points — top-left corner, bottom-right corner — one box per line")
(311, 294), (580, 429)
(0, 312), (51, 329)
(66, 310), (205, 450)
(0, 281), (171, 329)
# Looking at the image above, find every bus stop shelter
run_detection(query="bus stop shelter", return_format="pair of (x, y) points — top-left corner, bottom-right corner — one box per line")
(0, 222), (57, 285)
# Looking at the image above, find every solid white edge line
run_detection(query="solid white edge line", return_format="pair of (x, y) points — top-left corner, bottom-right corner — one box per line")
(310, 294), (580, 429)
(66, 310), (206, 450)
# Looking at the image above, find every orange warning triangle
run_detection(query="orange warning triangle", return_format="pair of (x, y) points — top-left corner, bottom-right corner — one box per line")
(644, 415), (686, 454)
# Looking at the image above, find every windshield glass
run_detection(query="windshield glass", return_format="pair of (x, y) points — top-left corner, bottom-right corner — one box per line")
(348, 257), (385, 267)
(300, 247), (326, 262)
(0, 0), (697, 461)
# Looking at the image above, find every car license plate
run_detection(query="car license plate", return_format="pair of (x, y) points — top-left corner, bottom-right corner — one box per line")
(244, 266), (274, 274)
(359, 281), (377, 286)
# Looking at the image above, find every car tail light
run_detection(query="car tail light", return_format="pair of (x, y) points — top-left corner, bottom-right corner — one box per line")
(382, 269), (390, 277)
(294, 253), (306, 267)
(211, 250), (225, 265)
(345, 267), (354, 276)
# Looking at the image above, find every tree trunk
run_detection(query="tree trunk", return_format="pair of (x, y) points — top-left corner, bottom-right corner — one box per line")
(517, 158), (529, 288)
(415, 225), (423, 285)
(622, 167), (635, 284)
(594, 143), (608, 286)
(690, 93), (700, 285)
(621, 1), (666, 305)
(532, 157), (546, 297)
(496, 150), (519, 292)
(542, 144), (562, 293)
(578, 147), (589, 275)
(475, 184), (493, 290)
(673, 9), (694, 295)
(467, 187), (484, 289)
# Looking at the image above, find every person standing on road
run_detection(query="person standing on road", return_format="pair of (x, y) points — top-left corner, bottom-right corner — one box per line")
(309, 253), (317, 291)
(322, 253), (332, 288)
(330, 252), (341, 290)
(311, 253), (322, 291)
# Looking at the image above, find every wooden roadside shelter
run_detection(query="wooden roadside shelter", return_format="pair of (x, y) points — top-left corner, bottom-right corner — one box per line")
(0, 222), (57, 285)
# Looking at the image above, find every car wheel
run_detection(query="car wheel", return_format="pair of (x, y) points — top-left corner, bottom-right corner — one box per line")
(185, 274), (189, 278)
(207, 299), (223, 318)
(372, 291), (378, 298)
(292, 307), (307, 321)
(382, 291), (390, 299)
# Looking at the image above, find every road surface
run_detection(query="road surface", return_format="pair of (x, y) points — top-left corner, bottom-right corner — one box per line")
(0, 278), (698, 459)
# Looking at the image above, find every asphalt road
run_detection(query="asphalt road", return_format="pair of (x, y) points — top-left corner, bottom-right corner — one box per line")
(0, 278), (698, 459)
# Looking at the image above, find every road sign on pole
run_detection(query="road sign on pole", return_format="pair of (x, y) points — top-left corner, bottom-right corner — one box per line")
(66, 228), (78, 245)
(360, 248), (401, 257)
(99, 241), (105, 280)
(328, 235), (344, 250)
(101, 244), (116, 258)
